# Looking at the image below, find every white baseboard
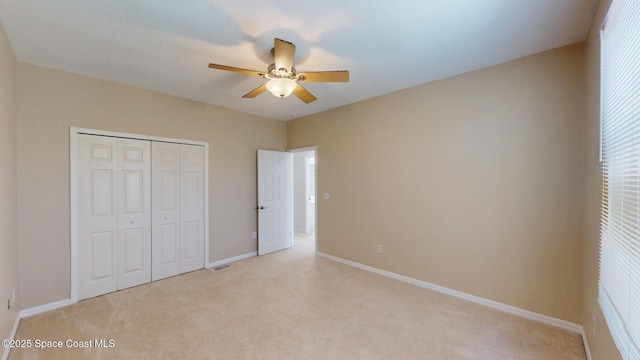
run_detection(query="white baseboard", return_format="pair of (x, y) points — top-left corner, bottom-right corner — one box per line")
(316, 252), (584, 334)
(1, 314), (21, 360)
(207, 251), (257, 268)
(18, 298), (72, 319)
(581, 328), (593, 360)
(5, 251), (592, 359)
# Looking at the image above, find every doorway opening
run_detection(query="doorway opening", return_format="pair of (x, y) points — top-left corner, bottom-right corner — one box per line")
(290, 147), (317, 253)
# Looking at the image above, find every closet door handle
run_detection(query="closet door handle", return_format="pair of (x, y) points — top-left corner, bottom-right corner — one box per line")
(259, 206), (267, 210)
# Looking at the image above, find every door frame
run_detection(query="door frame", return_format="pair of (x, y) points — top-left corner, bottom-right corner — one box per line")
(70, 127), (210, 304)
(304, 156), (316, 234)
(288, 146), (318, 253)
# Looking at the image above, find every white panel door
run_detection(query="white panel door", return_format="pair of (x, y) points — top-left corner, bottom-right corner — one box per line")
(152, 142), (205, 279)
(116, 138), (152, 290)
(151, 142), (181, 280)
(179, 144), (205, 273)
(78, 135), (118, 300)
(258, 150), (293, 255)
(78, 135), (151, 299)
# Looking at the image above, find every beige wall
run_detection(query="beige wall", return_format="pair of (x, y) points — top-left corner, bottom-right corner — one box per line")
(0, 19), (19, 342)
(581, 0), (622, 359)
(288, 44), (586, 323)
(16, 63), (286, 309)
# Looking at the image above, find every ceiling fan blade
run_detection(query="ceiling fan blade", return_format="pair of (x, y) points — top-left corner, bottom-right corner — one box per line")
(298, 70), (349, 83)
(274, 38), (295, 73)
(292, 84), (317, 104)
(242, 84), (268, 98)
(208, 63), (264, 77)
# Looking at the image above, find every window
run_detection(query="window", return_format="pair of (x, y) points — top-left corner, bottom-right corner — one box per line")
(599, 1), (640, 359)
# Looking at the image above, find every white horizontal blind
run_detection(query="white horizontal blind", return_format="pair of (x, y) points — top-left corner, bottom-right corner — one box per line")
(600, 1), (640, 359)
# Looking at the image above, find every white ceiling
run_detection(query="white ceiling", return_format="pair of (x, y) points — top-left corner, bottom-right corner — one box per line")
(0, 0), (597, 121)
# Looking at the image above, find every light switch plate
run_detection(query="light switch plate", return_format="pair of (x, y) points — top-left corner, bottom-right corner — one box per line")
(322, 192), (330, 200)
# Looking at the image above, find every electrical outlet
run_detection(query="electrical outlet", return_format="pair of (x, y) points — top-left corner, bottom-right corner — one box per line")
(252, 232), (257, 239)
(376, 244), (382, 253)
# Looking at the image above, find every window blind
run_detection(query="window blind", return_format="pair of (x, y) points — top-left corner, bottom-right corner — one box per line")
(599, 1), (640, 359)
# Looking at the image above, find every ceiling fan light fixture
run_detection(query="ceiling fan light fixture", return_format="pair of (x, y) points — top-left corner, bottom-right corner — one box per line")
(208, 38), (348, 103)
(266, 78), (296, 98)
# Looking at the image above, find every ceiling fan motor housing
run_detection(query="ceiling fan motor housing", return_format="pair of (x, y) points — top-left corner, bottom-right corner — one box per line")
(266, 63), (298, 80)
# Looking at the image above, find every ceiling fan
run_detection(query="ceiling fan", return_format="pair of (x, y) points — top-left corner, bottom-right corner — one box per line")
(208, 38), (349, 104)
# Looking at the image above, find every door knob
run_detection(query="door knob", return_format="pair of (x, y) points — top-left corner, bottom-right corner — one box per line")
(259, 206), (267, 210)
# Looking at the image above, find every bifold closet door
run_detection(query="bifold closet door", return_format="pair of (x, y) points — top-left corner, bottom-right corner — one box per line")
(179, 144), (205, 274)
(151, 142), (180, 280)
(117, 138), (152, 290)
(78, 135), (151, 300)
(152, 142), (205, 281)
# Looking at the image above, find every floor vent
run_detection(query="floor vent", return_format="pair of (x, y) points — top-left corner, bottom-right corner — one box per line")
(212, 264), (231, 271)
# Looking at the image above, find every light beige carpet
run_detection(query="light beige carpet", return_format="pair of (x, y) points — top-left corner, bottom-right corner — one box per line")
(9, 240), (585, 359)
